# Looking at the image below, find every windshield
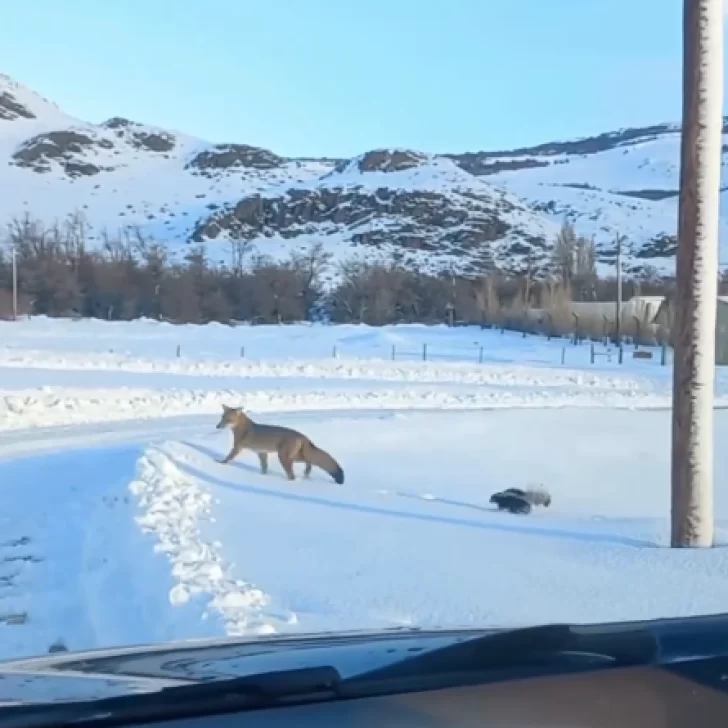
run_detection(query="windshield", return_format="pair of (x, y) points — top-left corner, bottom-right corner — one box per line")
(0, 0), (726, 682)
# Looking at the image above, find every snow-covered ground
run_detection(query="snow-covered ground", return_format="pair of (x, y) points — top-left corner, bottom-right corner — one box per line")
(0, 316), (727, 660)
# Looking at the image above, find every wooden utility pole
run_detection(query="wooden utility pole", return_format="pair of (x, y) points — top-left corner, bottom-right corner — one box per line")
(615, 234), (624, 343)
(671, 0), (723, 548)
(11, 243), (17, 321)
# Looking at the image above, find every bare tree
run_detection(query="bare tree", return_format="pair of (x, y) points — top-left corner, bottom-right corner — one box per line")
(289, 242), (332, 317)
(572, 235), (598, 301)
(0, 211), (689, 333)
(474, 276), (500, 326)
(671, 0), (723, 548)
(228, 231), (250, 277)
(550, 220), (577, 286)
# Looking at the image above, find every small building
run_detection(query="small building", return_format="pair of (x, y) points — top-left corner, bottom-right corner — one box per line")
(717, 297), (728, 365)
(521, 296), (665, 340)
(652, 295), (728, 366)
(569, 296), (664, 326)
(651, 298), (674, 330)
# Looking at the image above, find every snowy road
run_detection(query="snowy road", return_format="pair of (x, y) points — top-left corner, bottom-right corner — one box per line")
(159, 408), (728, 636)
(2, 318), (728, 662)
(4, 406), (728, 660)
(0, 416), (221, 658)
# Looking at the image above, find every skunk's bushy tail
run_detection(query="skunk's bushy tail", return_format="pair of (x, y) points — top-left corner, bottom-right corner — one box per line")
(523, 487), (551, 507)
(501, 486), (551, 507)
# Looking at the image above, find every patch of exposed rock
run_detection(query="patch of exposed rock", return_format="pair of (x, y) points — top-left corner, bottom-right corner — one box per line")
(331, 149), (429, 176)
(355, 149), (428, 173)
(12, 130), (115, 177)
(612, 189), (678, 201)
(102, 117), (176, 153)
(445, 123), (689, 177)
(635, 233), (678, 259)
(0, 91), (35, 121)
(191, 185), (550, 275)
(186, 144), (283, 175)
(447, 154), (551, 176)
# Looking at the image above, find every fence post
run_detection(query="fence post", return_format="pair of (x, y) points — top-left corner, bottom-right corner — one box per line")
(478, 346), (484, 364)
(661, 343), (667, 366)
(332, 345), (337, 359)
(240, 346), (245, 358)
(391, 345), (396, 361)
(618, 346), (624, 365)
(176, 345), (181, 358)
(590, 343), (595, 365)
(560, 347), (566, 365)
(422, 343), (427, 361)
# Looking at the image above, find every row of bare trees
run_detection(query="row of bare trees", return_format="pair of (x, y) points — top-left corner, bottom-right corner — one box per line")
(0, 214), (700, 340)
(0, 215), (329, 324)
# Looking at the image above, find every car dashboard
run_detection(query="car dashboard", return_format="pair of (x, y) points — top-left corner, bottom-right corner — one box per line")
(127, 660), (727, 728)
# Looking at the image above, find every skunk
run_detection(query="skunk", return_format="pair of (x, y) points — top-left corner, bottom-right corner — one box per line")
(489, 487), (552, 515)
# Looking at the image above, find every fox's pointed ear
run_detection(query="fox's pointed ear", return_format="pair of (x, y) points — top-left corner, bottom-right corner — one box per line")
(222, 404), (230, 412)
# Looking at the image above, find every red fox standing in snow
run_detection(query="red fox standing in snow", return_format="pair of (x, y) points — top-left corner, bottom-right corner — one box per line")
(215, 404), (345, 485)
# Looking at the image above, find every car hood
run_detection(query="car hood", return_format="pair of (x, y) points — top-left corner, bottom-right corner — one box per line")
(0, 628), (491, 706)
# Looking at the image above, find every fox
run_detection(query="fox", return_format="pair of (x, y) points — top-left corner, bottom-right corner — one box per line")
(215, 405), (345, 485)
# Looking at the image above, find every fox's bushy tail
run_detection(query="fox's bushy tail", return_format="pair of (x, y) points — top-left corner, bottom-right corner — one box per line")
(303, 441), (344, 484)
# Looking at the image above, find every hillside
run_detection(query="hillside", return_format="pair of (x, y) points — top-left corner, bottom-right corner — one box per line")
(1, 72), (726, 278)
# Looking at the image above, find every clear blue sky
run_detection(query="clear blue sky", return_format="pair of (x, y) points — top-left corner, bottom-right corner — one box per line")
(0, 0), (711, 157)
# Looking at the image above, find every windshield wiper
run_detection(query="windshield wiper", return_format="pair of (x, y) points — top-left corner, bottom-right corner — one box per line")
(345, 622), (659, 692)
(0, 666), (344, 728)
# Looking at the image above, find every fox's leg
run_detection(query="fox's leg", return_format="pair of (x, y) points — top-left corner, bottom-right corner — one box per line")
(303, 461), (312, 479)
(258, 452), (268, 475)
(219, 442), (243, 464)
(277, 448), (296, 481)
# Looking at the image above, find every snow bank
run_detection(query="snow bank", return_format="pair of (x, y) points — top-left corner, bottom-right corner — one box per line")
(0, 348), (655, 391)
(0, 384), (685, 432)
(129, 446), (296, 635)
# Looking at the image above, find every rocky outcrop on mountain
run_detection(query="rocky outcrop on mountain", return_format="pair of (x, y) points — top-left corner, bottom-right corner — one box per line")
(447, 123), (681, 175)
(186, 144), (284, 175)
(102, 117), (176, 153)
(444, 123), (693, 179)
(611, 189), (679, 201)
(634, 233), (678, 259)
(448, 154), (552, 176)
(11, 130), (115, 177)
(0, 90), (35, 121)
(191, 165), (554, 276)
(354, 149), (427, 173)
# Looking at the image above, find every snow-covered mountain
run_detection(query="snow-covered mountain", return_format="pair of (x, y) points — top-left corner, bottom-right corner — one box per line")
(1, 72), (726, 278)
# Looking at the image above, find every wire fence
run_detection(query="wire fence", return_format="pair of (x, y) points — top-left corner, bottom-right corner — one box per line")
(166, 335), (671, 369)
